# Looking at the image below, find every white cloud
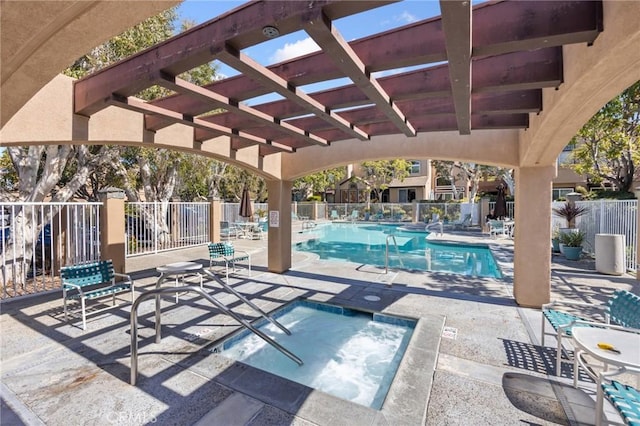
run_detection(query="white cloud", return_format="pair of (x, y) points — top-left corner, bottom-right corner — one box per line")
(396, 11), (418, 24)
(270, 37), (320, 63)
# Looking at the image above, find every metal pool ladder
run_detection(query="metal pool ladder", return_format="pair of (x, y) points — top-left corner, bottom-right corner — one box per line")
(130, 285), (303, 385)
(385, 234), (404, 273)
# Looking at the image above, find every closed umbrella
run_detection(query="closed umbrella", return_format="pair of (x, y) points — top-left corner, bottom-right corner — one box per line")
(239, 187), (253, 221)
(494, 184), (508, 219)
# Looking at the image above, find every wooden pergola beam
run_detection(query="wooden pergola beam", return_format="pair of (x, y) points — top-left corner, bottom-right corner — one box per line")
(159, 74), (328, 147)
(108, 95), (294, 153)
(440, 0), (471, 135)
(303, 10), (415, 137)
(218, 45), (370, 141)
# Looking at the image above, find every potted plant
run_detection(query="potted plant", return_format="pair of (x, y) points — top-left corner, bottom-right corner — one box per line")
(559, 230), (585, 260)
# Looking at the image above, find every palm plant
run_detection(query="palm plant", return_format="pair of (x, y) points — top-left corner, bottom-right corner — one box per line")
(552, 202), (588, 228)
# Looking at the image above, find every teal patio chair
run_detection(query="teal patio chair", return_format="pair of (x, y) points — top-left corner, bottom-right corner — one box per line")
(488, 220), (507, 238)
(330, 210), (340, 220)
(453, 214), (472, 229)
(541, 289), (640, 377)
(596, 375), (640, 426)
(208, 242), (251, 280)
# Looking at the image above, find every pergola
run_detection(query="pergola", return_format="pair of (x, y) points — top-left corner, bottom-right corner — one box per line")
(2, 0), (640, 307)
(73, 1), (599, 151)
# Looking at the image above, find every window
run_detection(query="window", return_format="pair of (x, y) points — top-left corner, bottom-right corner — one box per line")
(552, 188), (574, 200)
(410, 160), (421, 175)
(399, 189), (416, 203)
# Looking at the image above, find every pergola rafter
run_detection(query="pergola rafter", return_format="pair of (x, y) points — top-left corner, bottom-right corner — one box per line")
(73, 0), (603, 155)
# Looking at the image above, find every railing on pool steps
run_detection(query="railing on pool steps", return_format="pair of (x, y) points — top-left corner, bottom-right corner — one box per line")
(385, 235), (404, 274)
(130, 285), (303, 385)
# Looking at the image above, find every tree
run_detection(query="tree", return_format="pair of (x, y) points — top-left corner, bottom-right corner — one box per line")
(359, 160), (411, 203)
(0, 9), (189, 284)
(431, 160), (510, 201)
(567, 81), (640, 192)
(293, 167), (345, 201)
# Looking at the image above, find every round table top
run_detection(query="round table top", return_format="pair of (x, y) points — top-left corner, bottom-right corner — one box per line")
(572, 327), (640, 368)
(156, 261), (203, 274)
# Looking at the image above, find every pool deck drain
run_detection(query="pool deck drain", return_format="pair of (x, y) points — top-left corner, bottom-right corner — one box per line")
(364, 295), (381, 301)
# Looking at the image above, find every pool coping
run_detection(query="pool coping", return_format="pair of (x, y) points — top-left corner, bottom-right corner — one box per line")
(189, 299), (445, 425)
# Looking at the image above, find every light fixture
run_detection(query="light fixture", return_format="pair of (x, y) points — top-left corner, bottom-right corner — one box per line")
(262, 25), (280, 39)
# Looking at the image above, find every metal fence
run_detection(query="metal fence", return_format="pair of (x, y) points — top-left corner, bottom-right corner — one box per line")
(553, 200), (637, 272)
(125, 202), (210, 257)
(1, 202), (101, 298)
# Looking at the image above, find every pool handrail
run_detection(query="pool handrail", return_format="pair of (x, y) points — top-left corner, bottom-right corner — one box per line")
(385, 234), (404, 273)
(130, 285), (303, 385)
(202, 269), (291, 336)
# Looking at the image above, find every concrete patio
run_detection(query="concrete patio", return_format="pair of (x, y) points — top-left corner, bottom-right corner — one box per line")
(1, 225), (638, 425)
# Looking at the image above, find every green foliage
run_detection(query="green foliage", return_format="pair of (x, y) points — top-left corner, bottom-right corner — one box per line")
(559, 230), (585, 247)
(591, 189), (636, 200)
(62, 12), (221, 202)
(566, 81), (640, 192)
(0, 150), (18, 190)
(220, 167), (266, 202)
(64, 8), (178, 80)
(360, 160), (411, 202)
(575, 186), (589, 196)
(293, 167), (345, 201)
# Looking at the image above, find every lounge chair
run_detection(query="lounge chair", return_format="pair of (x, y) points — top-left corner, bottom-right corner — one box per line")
(541, 289), (640, 377)
(220, 221), (238, 240)
(330, 210), (340, 220)
(208, 242), (251, 280)
(249, 224), (265, 240)
(344, 210), (359, 221)
(453, 214), (472, 229)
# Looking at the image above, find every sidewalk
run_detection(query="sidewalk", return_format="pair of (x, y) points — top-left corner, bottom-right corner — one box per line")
(1, 229), (637, 425)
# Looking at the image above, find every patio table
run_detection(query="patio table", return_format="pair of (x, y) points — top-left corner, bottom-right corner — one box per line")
(156, 261), (203, 303)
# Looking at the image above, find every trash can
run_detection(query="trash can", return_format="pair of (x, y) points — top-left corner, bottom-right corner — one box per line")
(595, 234), (625, 275)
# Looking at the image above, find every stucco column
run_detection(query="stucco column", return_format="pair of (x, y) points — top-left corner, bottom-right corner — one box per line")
(267, 179), (292, 273)
(98, 187), (125, 274)
(513, 165), (556, 307)
(208, 197), (221, 243)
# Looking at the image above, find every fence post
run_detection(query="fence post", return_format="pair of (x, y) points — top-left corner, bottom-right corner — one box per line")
(480, 197), (490, 232)
(412, 200), (418, 223)
(170, 199), (179, 245)
(99, 188), (126, 274)
(51, 206), (69, 271)
(208, 197), (221, 243)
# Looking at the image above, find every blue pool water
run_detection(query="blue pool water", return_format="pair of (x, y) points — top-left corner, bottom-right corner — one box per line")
(295, 223), (501, 278)
(218, 300), (415, 409)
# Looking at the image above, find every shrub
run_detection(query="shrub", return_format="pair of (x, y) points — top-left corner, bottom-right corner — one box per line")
(559, 230), (585, 247)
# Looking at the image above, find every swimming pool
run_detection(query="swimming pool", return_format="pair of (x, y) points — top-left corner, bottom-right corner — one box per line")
(295, 223), (501, 278)
(216, 300), (415, 409)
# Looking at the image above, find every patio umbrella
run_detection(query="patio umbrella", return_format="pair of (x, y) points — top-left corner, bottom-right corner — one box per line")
(239, 186), (253, 221)
(494, 184), (508, 219)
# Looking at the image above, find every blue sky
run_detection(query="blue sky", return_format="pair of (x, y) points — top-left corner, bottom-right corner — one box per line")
(177, 1), (443, 103)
